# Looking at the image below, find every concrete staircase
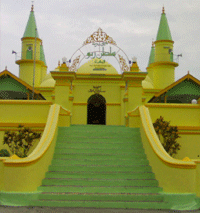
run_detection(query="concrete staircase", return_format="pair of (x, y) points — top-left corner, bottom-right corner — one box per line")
(34, 125), (168, 209)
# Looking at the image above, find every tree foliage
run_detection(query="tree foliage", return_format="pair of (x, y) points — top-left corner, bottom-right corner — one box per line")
(153, 116), (181, 157)
(3, 125), (41, 158)
(0, 149), (10, 157)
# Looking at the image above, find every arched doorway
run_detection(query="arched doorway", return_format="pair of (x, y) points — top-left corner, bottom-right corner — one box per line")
(87, 94), (106, 125)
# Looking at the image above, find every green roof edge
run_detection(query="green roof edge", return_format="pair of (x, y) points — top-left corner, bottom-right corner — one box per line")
(23, 10), (39, 38)
(156, 12), (172, 41)
(148, 46), (155, 67)
(40, 44), (46, 65)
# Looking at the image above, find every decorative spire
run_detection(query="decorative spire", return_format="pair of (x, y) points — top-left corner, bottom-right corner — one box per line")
(148, 42), (155, 67)
(40, 43), (46, 65)
(156, 7), (172, 41)
(31, 1), (34, 11)
(23, 3), (39, 38)
(162, 6), (165, 14)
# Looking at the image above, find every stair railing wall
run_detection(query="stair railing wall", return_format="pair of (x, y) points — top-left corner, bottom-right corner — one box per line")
(0, 104), (61, 191)
(139, 105), (197, 194)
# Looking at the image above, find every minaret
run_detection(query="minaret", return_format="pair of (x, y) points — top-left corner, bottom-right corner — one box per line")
(148, 7), (178, 89)
(146, 41), (155, 83)
(16, 4), (47, 87)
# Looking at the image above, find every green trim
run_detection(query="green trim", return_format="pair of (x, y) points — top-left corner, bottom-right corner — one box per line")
(40, 45), (46, 65)
(166, 79), (200, 96)
(0, 75), (28, 93)
(156, 13), (172, 41)
(23, 11), (39, 38)
(161, 193), (200, 210)
(26, 49), (33, 59)
(0, 191), (40, 206)
(148, 46), (155, 66)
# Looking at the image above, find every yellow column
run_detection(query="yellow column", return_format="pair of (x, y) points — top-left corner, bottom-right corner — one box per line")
(122, 72), (147, 112)
(51, 71), (76, 110)
(120, 85), (125, 125)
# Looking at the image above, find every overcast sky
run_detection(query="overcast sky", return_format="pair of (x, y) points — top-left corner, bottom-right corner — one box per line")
(1, 0), (200, 81)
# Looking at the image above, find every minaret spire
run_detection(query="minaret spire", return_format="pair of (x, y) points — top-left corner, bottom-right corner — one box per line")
(156, 7), (172, 41)
(31, 1), (34, 12)
(162, 6), (165, 14)
(23, 2), (39, 38)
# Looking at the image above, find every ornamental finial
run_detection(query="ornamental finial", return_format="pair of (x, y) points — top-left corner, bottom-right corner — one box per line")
(31, 1), (34, 12)
(162, 6), (165, 14)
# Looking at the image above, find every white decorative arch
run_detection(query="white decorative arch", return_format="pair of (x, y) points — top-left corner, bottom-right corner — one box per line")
(69, 28), (130, 73)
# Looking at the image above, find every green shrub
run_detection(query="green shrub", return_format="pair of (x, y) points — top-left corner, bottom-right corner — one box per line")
(0, 149), (10, 157)
(153, 116), (181, 157)
(3, 125), (41, 158)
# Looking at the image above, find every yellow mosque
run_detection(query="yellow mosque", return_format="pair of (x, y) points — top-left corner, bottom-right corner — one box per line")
(0, 5), (200, 210)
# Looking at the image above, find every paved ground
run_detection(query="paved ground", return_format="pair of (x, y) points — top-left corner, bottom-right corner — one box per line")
(0, 206), (200, 213)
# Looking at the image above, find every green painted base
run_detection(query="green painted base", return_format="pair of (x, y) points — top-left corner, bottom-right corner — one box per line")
(0, 191), (39, 206)
(0, 191), (200, 210)
(161, 192), (200, 210)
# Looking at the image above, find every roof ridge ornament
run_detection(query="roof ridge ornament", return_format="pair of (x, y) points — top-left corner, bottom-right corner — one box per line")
(69, 55), (81, 72)
(162, 6), (165, 14)
(31, 1), (34, 12)
(83, 28), (117, 46)
(118, 54), (130, 72)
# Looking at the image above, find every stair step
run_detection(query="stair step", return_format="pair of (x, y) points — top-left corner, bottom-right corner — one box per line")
(45, 171), (156, 179)
(48, 165), (152, 172)
(55, 143), (143, 149)
(51, 159), (149, 166)
(38, 186), (163, 194)
(57, 132), (138, 137)
(42, 178), (159, 187)
(38, 192), (164, 202)
(58, 125), (139, 131)
(33, 200), (168, 209)
(53, 148), (145, 154)
(52, 154), (147, 161)
(55, 137), (141, 143)
(53, 153), (147, 158)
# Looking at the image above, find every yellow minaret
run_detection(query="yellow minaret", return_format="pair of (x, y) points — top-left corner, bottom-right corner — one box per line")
(16, 4), (47, 87)
(147, 7), (178, 89)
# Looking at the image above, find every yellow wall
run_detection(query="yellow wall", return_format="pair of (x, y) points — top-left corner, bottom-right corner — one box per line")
(21, 38), (41, 61)
(71, 80), (124, 125)
(151, 64), (174, 89)
(19, 62), (43, 87)
(146, 103), (200, 126)
(0, 100), (52, 124)
(0, 104), (71, 192)
(145, 103), (200, 159)
(175, 134), (200, 160)
(139, 105), (197, 194)
(154, 40), (173, 62)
